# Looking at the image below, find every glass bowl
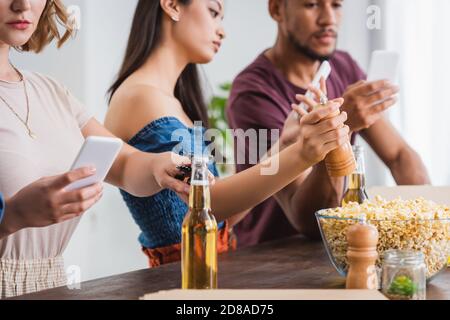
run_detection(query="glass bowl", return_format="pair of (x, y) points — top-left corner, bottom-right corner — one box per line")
(316, 209), (450, 281)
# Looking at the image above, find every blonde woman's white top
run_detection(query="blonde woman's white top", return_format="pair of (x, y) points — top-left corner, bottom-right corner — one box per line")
(0, 71), (92, 298)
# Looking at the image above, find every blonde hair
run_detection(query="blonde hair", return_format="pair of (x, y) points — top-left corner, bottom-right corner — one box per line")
(19, 0), (74, 53)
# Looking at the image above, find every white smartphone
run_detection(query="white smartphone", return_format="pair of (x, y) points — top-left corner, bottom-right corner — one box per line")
(65, 136), (123, 191)
(367, 50), (400, 83)
(298, 60), (332, 112)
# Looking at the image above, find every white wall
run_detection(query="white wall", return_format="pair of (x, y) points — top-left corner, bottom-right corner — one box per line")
(10, 0), (376, 281)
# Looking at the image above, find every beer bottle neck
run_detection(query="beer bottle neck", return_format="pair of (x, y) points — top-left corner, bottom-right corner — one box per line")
(353, 148), (366, 175)
(349, 146), (367, 190)
(188, 158), (211, 210)
(189, 183), (211, 210)
(348, 173), (366, 190)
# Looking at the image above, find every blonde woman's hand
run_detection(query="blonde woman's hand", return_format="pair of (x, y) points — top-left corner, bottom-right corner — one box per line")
(3, 167), (103, 235)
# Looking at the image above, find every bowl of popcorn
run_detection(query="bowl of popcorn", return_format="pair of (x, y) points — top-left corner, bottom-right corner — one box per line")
(316, 196), (450, 281)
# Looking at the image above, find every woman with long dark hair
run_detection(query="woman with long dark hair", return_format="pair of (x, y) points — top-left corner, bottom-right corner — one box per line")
(105, 0), (350, 266)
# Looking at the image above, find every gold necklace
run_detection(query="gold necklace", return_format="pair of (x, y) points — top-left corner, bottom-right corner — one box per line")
(0, 66), (36, 139)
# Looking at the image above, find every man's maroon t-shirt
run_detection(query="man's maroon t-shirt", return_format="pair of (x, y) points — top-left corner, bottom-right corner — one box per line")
(226, 50), (366, 248)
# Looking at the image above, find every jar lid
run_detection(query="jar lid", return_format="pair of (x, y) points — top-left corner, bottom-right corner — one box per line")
(383, 249), (425, 265)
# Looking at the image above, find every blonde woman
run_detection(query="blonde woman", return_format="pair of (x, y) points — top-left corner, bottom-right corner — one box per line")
(0, 0), (190, 298)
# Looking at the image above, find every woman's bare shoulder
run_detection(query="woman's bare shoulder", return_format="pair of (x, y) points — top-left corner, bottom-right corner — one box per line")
(105, 83), (184, 141)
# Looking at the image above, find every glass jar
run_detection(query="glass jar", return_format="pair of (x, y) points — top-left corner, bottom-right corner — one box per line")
(381, 250), (426, 300)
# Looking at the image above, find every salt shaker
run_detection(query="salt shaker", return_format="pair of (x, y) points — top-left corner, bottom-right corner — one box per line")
(346, 216), (379, 289)
(381, 250), (426, 300)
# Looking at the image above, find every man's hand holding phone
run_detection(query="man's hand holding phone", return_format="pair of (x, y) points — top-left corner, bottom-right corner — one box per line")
(341, 50), (400, 132)
(341, 79), (399, 132)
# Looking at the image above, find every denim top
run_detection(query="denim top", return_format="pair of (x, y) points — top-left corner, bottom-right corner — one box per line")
(0, 193), (4, 224)
(120, 117), (222, 249)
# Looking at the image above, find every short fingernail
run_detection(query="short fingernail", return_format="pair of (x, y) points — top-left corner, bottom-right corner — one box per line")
(184, 186), (190, 193)
(88, 166), (96, 173)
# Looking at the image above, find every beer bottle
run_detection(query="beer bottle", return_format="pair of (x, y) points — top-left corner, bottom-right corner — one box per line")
(342, 145), (369, 206)
(181, 156), (218, 289)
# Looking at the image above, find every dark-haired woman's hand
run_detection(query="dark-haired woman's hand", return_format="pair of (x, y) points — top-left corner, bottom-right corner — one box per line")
(292, 78), (350, 165)
(150, 152), (192, 196)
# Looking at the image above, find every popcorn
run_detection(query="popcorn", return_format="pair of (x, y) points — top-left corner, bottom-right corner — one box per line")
(318, 196), (450, 279)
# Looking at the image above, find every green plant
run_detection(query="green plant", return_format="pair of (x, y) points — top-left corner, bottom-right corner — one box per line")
(208, 82), (231, 131)
(388, 275), (418, 298)
(207, 82), (234, 176)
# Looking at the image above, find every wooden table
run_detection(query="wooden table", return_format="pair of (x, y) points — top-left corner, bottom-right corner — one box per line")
(14, 236), (450, 300)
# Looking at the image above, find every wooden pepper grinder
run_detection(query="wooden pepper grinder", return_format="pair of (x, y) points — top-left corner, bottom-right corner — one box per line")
(324, 106), (355, 177)
(346, 216), (379, 289)
(315, 99), (356, 177)
(325, 140), (356, 177)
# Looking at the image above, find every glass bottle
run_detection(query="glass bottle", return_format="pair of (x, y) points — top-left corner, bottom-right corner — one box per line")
(342, 145), (369, 206)
(181, 156), (218, 289)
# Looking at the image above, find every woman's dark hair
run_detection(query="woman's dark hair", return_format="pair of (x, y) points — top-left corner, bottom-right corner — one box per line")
(108, 0), (209, 127)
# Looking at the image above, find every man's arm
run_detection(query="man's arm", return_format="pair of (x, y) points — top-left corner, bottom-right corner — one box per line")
(261, 107), (346, 240)
(273, 162), (344, 239)
(360, 117), (430, 185)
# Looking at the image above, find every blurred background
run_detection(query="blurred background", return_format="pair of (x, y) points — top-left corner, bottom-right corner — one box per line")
(10, 0), (450, 281)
